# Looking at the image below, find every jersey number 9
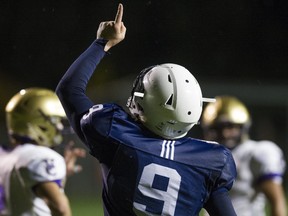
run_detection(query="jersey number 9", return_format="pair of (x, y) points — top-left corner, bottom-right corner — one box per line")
(133, 163), (181, 215)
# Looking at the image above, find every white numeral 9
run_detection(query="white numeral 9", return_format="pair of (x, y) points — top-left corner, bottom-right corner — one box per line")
(133, 163), (181, 215)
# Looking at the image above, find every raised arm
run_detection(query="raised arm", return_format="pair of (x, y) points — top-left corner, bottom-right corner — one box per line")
(55, 4), (126, 139)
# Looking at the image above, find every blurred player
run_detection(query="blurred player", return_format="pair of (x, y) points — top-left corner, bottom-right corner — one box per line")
(0, 88), (77, 216)
(56, 3), (237, 216)
(202, 95), (287, 216)
(63, 141), (86, 177)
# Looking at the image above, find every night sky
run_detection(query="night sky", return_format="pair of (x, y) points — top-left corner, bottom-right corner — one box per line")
(1, 0), (288, 123)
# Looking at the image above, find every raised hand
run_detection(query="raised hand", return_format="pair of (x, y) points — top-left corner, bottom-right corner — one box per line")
(97, 3), (126, 51)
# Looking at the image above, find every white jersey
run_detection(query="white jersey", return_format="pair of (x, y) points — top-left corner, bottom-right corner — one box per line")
(0, 144), (66, 216)
(230, 139), (286, 216)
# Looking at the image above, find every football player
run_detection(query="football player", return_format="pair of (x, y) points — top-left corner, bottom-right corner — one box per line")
(0, 88), (72, 216)
(202, 95), (287, 216)
(56, 4), (237, 216)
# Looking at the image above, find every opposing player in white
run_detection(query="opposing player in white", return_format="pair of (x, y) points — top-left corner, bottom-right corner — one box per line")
(0, 88), (71, 216)
(201, 96), (287, 216)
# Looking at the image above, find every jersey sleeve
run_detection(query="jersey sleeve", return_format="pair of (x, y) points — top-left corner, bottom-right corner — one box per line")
(251, 141), (286, 183)
(25, 149), (66, 188)
(204, 190), (237, 216)
(80, 103), (120, 162)
(56, 39), (108, 141)
(204, 149), (237, 215)
(215, 148), (237, 192)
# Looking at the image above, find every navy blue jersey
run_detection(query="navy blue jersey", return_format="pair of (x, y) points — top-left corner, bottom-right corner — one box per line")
(56, 39), (237, 216)
(81, 103), (236, 215)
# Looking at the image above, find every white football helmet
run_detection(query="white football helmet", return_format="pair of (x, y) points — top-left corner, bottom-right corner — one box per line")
(127, 63), (214, 139)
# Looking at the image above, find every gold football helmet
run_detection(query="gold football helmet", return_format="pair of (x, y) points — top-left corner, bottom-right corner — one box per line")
(202, 95), (251, 128)
(5, 88), (67, 147)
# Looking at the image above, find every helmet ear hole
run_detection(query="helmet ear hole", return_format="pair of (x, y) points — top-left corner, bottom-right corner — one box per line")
(168, 75), (172, 83)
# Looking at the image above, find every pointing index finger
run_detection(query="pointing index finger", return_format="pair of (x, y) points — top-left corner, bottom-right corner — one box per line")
(115, 3), (123, 24)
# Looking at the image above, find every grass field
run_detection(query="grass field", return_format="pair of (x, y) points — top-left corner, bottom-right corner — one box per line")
(70, 196), (288, 215)
(70, 197), (104, 216)
(70, 197), (209, 215)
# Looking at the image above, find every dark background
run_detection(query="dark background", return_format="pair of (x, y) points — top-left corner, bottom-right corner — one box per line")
(1, 0), (288, 197)
(1, 0), (288, 92)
